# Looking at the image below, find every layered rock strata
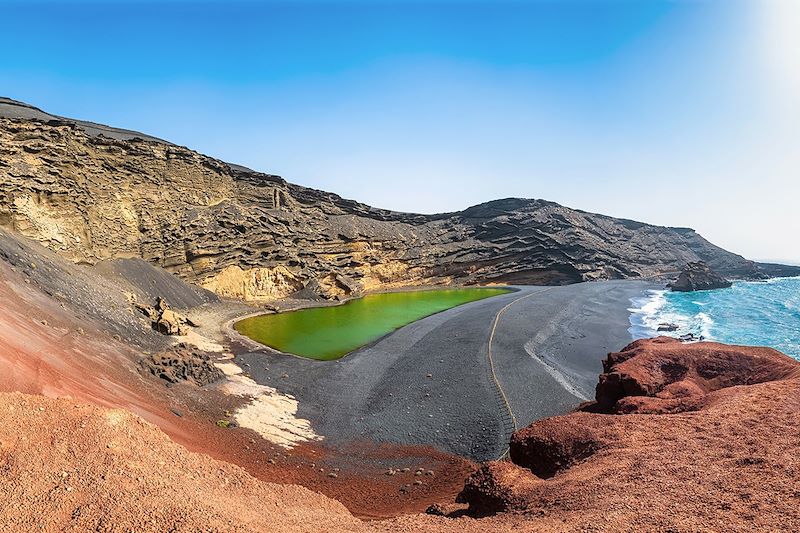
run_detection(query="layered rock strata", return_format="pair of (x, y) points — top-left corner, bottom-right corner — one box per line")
(1, 99), (796, 303)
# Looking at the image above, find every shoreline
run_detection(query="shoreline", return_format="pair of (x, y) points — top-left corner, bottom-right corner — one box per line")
(234, 279), (656, 461)
(228, 285), (519, 361)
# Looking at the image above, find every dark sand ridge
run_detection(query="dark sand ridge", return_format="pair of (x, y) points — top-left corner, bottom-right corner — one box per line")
(235, 280), (655, 461)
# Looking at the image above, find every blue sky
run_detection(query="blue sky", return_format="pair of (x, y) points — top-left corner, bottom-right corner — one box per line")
(1, 0), (798, 263)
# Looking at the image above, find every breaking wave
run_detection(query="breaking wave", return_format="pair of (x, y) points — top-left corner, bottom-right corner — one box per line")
(629, 277), (800, 360)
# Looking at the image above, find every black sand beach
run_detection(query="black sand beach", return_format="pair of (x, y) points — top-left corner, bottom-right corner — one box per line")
(235, 280), (655, 461)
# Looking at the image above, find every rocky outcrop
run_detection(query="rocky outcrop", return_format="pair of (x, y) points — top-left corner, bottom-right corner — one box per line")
(593, 337), (799, 414)
(456, 462), (541, 515)
(1, 100), (797, 303)
(139, 343), (223, 386)
(670, 261), (732, 292)
(135, 297), (195, 336)
(457, 338), (800, 531)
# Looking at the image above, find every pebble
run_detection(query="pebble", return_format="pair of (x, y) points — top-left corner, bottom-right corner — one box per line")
(328, 472), (338, 478)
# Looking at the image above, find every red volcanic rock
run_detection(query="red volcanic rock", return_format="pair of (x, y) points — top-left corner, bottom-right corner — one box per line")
(456, 461), (540, 514)
(595, 337), (799, 414)
(453, 339), (800, 531)
(510, 418), (601, 479)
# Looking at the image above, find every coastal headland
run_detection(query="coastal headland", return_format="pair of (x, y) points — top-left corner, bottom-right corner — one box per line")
(1, 98), (798, 530)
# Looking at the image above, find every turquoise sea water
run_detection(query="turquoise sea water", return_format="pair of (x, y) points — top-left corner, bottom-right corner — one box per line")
(629, 277), (800, 360)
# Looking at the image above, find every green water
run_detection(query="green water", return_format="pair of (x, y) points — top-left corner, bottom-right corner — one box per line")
(234, 287), (513, 360)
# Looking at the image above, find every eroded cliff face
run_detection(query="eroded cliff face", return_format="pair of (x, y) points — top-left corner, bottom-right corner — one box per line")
(0, 110), (785, 302)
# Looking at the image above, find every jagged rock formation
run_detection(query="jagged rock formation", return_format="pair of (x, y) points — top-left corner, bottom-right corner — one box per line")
(135, 296), (196, 336)
(139, 343), (223, 386)
(1, 98), (796, 302)
(670, 261), (733, 292)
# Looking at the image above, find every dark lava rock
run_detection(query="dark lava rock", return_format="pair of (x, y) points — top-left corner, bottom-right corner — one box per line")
(424, 503), (447, 516)
(670, 262), (732, 292)
(657, 323), (679, 332)
(139, 343), (223, 386)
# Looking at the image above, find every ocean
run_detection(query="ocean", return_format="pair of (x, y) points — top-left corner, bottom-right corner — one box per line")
(629, 277), (800, 360)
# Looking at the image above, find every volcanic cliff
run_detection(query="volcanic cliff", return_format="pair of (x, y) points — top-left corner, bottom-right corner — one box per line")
(1, 97), (793, 303)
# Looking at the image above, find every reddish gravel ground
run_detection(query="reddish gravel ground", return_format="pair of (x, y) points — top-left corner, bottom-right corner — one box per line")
(0, 257), (472, 520)
(0, 392), (366, 532)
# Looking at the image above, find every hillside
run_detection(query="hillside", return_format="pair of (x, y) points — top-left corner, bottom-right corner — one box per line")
(1, 97), (793, 302)
(0, 392), (364, 532)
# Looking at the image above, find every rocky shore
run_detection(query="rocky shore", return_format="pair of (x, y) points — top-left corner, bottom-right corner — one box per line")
(670, 261), (733, 292)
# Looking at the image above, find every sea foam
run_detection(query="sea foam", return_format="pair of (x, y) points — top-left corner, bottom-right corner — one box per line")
(629, 277), (800, 360)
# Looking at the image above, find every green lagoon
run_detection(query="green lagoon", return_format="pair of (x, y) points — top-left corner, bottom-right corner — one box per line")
(234, 287), (512, 360)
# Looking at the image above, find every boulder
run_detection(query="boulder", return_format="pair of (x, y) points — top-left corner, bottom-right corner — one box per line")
(136, 296), (194, 336)
(669, 262), (732, 292)
(456, 462), (540, 515)
(510, 418), (600, 479)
